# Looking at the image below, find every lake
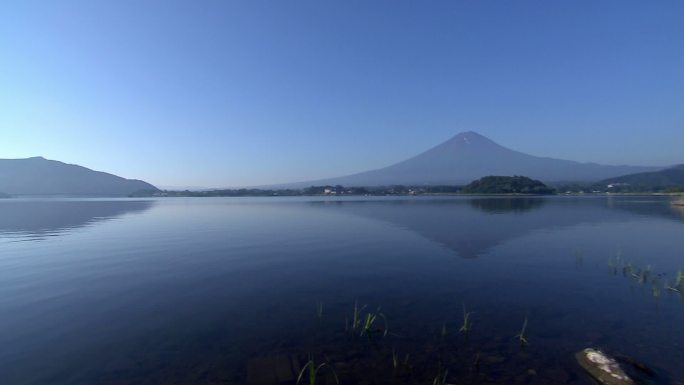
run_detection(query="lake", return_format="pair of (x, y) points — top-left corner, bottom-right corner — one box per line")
(1, 196), (683, 385)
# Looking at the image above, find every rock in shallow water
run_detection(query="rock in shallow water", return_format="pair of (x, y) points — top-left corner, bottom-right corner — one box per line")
(576, 348), (636, 385)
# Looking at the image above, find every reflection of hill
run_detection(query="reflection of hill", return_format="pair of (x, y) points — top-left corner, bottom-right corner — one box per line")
(323, 197), (679, 258)
(468, 197), (545, 213)
(0, 199), (155, 239)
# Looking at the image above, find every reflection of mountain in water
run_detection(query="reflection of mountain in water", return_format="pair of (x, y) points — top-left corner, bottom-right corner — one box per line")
(325, 197), (680, 258)
(0, 200), (155, 239)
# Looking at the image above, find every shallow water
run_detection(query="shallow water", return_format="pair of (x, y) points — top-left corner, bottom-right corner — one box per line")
(1, 196), (683, 385)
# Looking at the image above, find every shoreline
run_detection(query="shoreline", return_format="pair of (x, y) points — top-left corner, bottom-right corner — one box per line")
(2, 192), (683, 199)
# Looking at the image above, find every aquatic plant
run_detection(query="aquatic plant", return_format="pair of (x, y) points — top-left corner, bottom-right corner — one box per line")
(664, 282), (681, 293)
(391, 349), (410, 371)
(607, 258), (684, 300)
(514, 317), (529, 346)
(432, 365), (455, 385)
(623, 262), (634, 277)
(652, 284), (660, 299)
(316, 302), (323, 322)
(360, 307), (388, 337)
(296, 355), (339, 385)
(637, 268), (650, 284)
(608, 256), (618, 274)
(458, 303), (472, 335)
(621, 262), (654, 285)
(349, 300), (367, 332)
(472, 352), (481, 372)
(662, 270), (684, 294)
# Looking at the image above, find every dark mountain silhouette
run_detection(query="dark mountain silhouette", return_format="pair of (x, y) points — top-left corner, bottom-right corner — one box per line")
(601, 164), (684, 188)
(286, 131), (661, 186)
(0, 157), (158, 196)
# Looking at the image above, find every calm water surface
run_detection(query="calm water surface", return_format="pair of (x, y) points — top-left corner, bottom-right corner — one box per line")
(1, 196), (683, 385)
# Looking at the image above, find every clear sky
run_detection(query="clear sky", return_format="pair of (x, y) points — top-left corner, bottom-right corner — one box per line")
(1, 1), (683, 188)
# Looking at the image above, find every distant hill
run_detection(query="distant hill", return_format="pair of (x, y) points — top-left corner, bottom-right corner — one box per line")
(462, 176), (554, 194)
(282, 131), (661, 187)
(600, 164), (684, 192)
(0, 157), (158, 196)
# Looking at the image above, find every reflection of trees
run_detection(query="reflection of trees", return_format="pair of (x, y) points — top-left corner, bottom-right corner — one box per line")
(0, 200), (155, 239)
(671, 202), (684, 217)
(603, 197), (684, 222)
(468, 198), (545, 214)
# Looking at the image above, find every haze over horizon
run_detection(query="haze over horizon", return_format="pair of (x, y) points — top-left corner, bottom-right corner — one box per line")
(2, 1), (683, 187)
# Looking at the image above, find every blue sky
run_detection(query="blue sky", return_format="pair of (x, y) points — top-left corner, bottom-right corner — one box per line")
(1, 1), (683, 187)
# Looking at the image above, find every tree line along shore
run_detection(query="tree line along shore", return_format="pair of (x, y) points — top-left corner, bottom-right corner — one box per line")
(129, 175), (684, 198)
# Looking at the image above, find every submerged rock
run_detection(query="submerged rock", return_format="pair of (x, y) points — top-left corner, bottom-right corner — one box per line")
(576, 348), (636, 385)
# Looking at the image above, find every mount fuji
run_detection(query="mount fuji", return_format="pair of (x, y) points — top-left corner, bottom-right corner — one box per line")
(287, 131), (661, 186)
